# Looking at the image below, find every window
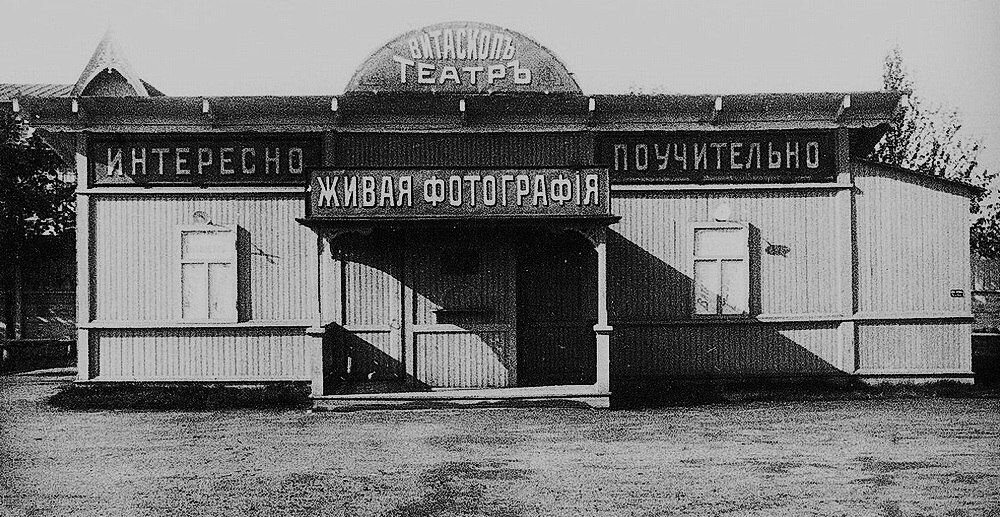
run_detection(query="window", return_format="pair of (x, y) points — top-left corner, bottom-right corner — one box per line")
(692, 224), (749, 316)
(178, 225), (237, 322)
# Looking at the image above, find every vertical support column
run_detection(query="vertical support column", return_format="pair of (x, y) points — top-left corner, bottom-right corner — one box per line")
(593, 227), (612, 393)
(833, 127), (857, 373)
(75, 133), (91, 381)
(307, 234), (326, 397)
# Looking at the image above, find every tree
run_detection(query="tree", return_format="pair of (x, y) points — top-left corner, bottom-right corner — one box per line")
(873, 46), (999, 257)
(0, 112), (75, 340)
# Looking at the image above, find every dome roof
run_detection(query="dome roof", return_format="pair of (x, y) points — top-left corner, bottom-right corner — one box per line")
(345, 21), (581, 95)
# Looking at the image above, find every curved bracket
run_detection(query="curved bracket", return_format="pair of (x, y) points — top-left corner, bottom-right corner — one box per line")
(555, 225), (606, 248)
(318, 226), (374, 256)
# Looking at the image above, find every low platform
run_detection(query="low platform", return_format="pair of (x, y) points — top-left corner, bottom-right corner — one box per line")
(311, 384), (610, 411)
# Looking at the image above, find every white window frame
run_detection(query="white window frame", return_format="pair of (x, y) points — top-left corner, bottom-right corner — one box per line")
(691, 222), (750, 318)
(177, 224), (238, 323)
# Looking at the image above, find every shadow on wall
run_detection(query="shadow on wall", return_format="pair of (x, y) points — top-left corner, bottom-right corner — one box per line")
(236, 226), (253, 322)
(606, 228), (849, 405)
(314, 225), (850, 397)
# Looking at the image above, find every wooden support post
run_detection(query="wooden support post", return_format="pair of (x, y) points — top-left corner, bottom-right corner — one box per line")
(834, 127), (857, 373)
(593, 228), (612, 393)
(75, 133), (91, 381)
(307, 234), (326, 397)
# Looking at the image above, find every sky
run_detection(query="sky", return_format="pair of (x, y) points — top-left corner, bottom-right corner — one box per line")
(2, 0), (998, 171)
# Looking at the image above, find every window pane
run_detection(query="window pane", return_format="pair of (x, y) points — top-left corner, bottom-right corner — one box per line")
(693, 260), (720, 315)
(182, 231), (231, 260)
(208, 263), (235, 320)
(720, 260), (748, 314)
(694, 229), (743, 257)
(181, 263), (208, 320)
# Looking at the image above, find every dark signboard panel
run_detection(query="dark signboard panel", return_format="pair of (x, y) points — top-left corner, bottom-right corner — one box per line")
(346, 21), (581, 94)
(333, 133), (593, 168)
(89, 134), (322, 186)
(308, 168), (610, 219)
(596, 131), (836, 184)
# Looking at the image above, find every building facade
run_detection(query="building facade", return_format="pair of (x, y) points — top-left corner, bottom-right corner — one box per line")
(8, 23), (979, 407)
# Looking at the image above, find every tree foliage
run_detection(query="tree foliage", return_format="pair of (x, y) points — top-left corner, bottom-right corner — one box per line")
(0, 112), (74, 247)
(873, 46), (999, 257)
(0, 111), (75, 338)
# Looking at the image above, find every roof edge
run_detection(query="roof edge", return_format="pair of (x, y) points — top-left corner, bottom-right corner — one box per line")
(854, 159), (986, 197)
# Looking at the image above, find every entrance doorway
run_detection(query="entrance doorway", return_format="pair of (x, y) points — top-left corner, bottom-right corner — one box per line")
(329, 229), (517, 389)
(516, 232), (597, 386)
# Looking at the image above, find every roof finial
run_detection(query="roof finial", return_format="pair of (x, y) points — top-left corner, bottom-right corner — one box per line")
(71, 27), (153, 97)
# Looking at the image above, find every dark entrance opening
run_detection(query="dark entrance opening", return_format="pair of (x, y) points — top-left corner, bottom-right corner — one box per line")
(516, 231), (597, 386)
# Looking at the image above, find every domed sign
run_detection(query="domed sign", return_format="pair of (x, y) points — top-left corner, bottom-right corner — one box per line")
(346, 21), (581, 94)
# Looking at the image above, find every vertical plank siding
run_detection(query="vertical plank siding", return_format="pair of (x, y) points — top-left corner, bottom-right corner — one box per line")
(414, 331), (515, 388)
(613, 323), (844, 377)
(610, 191), (840, 321)
(857, 322), (972, 372)
(91, 195), (316, 322)
(93, 328), (310, 380)
(854, 164), (971, 315)
(82, 160), (974, 384)
(852, 162), (973, 376)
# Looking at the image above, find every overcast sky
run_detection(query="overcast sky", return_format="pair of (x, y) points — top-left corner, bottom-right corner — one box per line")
(2, 0), (998, 171)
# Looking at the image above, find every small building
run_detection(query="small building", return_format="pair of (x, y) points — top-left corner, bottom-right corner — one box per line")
(9, 23), (979, 407)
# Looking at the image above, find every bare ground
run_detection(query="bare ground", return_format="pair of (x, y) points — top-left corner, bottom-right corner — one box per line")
(1, 371), (998, 517)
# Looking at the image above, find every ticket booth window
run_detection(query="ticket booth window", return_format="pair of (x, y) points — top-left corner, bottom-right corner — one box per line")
(692, 224), (749, 316)
(178, 226), (237, 322)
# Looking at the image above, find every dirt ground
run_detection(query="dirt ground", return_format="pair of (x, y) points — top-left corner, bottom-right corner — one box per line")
(1, 371), (998, 517)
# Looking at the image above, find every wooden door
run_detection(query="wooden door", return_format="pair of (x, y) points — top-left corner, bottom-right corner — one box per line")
(337, 233), (405, 381)
(405, 230), (518, 388)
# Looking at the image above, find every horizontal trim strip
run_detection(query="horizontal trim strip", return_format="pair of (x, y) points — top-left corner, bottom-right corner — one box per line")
(81, 320), (313, 329)
(853, 312), (974, 322)
(80, 377), (310, 383)
(342, 325), (392, 333)
(412, 324), (513, 333)
(612, 182), (849, 192)
(80, 184), (848, 195)
(854, 369), (975, 377)
(615, 313), (973, 326)
(79, 187), (306, 195)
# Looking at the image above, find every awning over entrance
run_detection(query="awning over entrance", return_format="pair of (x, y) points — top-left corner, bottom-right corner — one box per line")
(298, 168), (617, 407)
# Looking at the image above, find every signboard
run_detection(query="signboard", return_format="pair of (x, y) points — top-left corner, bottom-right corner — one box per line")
(309, 169), (610, 219)
(597, 131), (836, 184)
(89, 134), (322, 186)
(345, 21), (581, 94)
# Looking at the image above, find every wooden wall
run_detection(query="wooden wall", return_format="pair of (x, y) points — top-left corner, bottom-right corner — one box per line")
(853, 163), (971, 316)
(610, 165), (975, 382)
(608, 189), (850, 378)
(86, 193), (315, 381)
(610, 190), (841, 321)
(91, 328), (310, 380)
(852, 162), (973, 376)
(90, 195), (316, 322)
(856, 322), (971, 372)
(614, 322), (844, 378)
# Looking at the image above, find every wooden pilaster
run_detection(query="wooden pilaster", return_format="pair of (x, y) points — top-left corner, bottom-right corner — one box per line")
(593, 227), (612, 393)
(75, 133), (91, 380)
